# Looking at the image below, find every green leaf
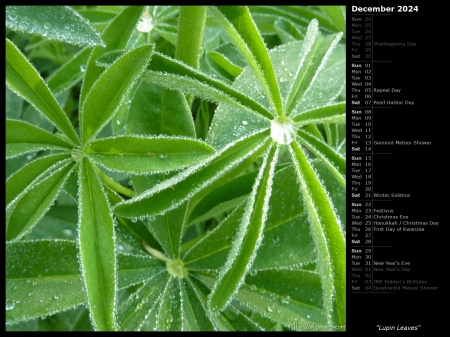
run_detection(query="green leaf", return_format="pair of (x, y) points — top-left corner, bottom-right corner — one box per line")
(6, 119), (73, 159)
(181, 279), (215, 331)
(209, 6), (282, 116)
(86, 135), (215, 174)
(117, 253), (165, 289)
(148, 202), (188, 259)
(289, 141), (345, 326)
(187, 276), (263, 331)
(208, 144), (278, 312)
(289, 43), (345, 117)
(80, 6), (144, 105)
(105, 186), (163, 256)
(207, 49), (243, 78)
(6, 159), (75, 241)
(284, 19), (342, 116)
(236, 269), (329, 330)
(6, 153), (70, 206)
(161, 89), (196, 137)
(6, 39), (79, 145)
(78, 158), (118, 331)
(319, 6), (346, 39)
(293, 102), (345, 126)
(297, 128), (346, 187)
(6, 87), (23, 119)
(80, 44), (153, 144)
(6, 6), (105, 47)
(6, 240), (86, 325)
(273, 17), (305, 43)
(156, 278), (183, 330)
(47, 47), (92, 95)
(144, 52), (273, 120)
(188, 168), (258, 224)
(26, 205), (78, 240)
(97, 50), (273, 121)
(183, 165), (314, 272)
(117, 272), (168, 331)
(114, 130), (271, 218)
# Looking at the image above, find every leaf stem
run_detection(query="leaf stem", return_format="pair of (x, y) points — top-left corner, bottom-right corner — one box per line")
(141, 239), (169, 262)
(175, 6), (207, 69)
(91, 163), (135, 198)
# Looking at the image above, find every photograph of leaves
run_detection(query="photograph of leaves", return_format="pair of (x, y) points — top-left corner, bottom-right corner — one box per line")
(6, 5), (346, 331)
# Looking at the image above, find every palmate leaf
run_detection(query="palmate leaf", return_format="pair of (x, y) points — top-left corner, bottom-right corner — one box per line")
(6, 6), (105, 47)
(6, 38), (79, 145)
(78, 158), (117, 331)
(86, 135), (215, 174)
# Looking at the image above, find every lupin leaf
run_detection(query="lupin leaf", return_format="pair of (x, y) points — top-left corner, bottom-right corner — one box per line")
(78, 158), (117, 331)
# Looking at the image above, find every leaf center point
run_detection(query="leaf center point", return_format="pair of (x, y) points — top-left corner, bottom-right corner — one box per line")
(166, 259), (188, 279)
(270, 116), (296, 145)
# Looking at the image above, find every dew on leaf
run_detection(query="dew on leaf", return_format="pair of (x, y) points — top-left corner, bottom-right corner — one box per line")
(8, 13), (18, 21)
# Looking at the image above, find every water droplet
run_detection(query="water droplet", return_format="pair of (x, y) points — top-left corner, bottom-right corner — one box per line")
(160, 153), (168, 159)
(44, 22), (51, 30)
(71, 146), (83, 162)
(137, 16), (153, 33)
(281, 60), (285, 66)
(6, 303), (14, 311)
(241, 120), (248, 126)
(250, 270), (257, 276)
(80, 65), (86, 73)
(270, 116), (296, 145)
(137, 303), (143, 309)
(116, 120), (121, 125)
(8, 13), (18, 22)
(62, 228), (73, 236)
(149, 215), (155, 221)
(267, 306), (273, 313)
(118, 245), (124, 251)
(280, 77), (286, 83)
(306, 314), (311, 319)
(53, 295), (60, 300)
